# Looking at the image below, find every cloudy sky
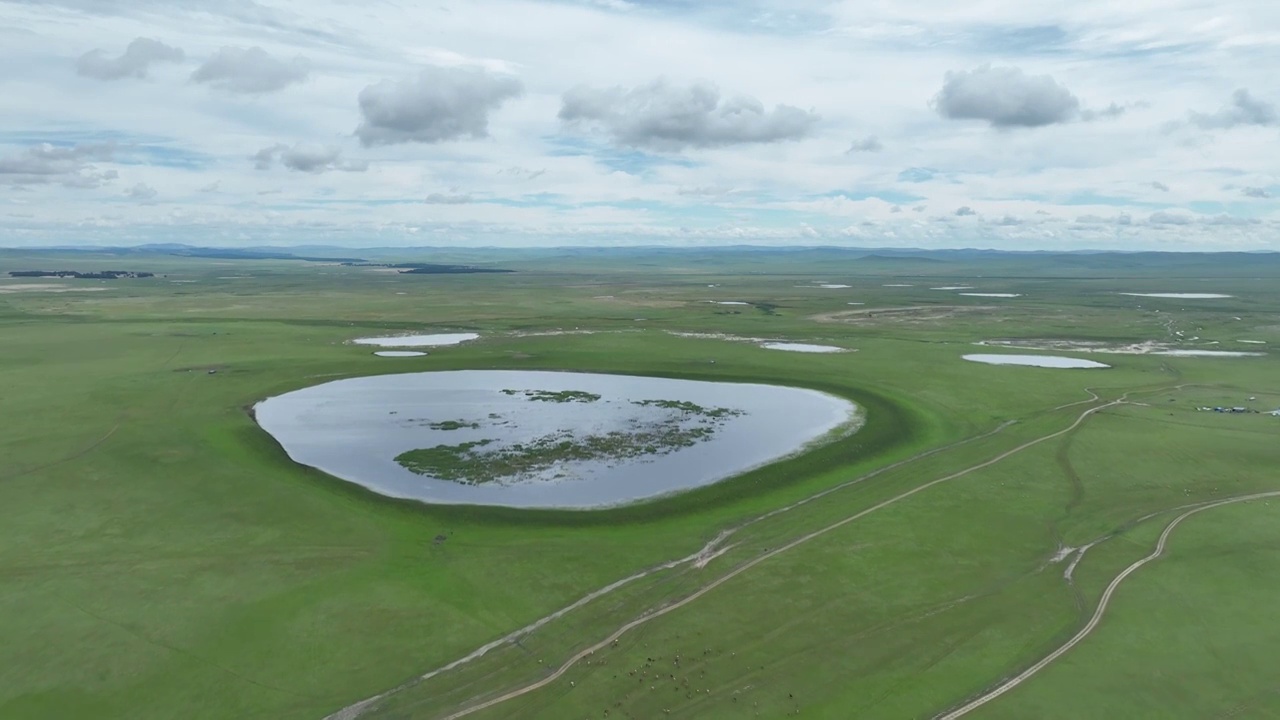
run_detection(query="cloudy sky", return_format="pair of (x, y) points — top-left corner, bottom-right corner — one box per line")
(2, 0), (1278, 249)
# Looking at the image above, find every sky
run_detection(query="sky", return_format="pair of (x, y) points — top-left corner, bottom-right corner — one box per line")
(1, 0), (1278, 250)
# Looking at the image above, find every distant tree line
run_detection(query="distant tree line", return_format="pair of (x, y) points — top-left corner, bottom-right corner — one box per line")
(9, 270), (155, 279)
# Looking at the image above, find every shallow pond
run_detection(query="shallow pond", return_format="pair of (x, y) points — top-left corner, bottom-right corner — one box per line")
(353, 333), (479, 347)
(255, 371), (858, 509)
(963, 354), (1110, 369)
(761, 343), (846, 353)
(1121, 293), (1232, 299)
(1153, 350), (1264, 357)
(961, 293), (1021, 298)
(375, 351), (427, 357)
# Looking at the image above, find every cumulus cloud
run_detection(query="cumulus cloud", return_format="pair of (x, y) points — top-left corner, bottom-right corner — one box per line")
(1149, 211), (1193, 225)
(1206, 214), (1259, 226)
(1190, 89), (1278, 129)
(0, 142), (119, 187)
(252, 143), (367, 173)
(499, 166), (546, 180)
(932, 65), (1079, 128)
(1075, 214), (1132, 225)
(355, 66), (523, 147)
(124, 182), (157, 201)
(559, 78), (818, 150)
(424, 193), (473, 204)
(1080, 103), (1127, 122)
(846, 136), (883, 153)
(1150, 181), (1170, 192)
(76, 37), (184, 80)
(192, 46), (310, 93)
(955, 206), (977, 216)
(1242, 186), (1271, 198)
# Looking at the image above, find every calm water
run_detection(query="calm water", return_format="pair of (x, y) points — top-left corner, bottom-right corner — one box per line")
(352, 333), (479, 347)
(963, 354), (1110, 369)
(1120, 293), (1232, 299)
(255, 370), (857, 509)
(761, 343), (846, 353)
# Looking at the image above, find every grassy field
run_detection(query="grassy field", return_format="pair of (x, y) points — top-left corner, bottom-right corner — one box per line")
(1, 247), (1278, 719)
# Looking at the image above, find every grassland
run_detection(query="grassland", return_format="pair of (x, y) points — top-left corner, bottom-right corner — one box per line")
(0, 247), (1278, 719)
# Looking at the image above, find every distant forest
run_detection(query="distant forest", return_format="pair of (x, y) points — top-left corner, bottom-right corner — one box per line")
(9, 270), (155, 279)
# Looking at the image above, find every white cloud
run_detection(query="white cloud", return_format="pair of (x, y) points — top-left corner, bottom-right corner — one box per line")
(0, 0), (1277, 250)
(124, 182), (158, 201)
(191, 46), (310, 93)
(1190, 89), (1278, 129)
(933, 65), (1080, 128)
(423, 193), (473, 204)
(253, 143), (368, 173)
(559, 78), (818, 150)
(0, 143), (119, 187)
(355, 66), (523, 146)
(846, 136), (883, 153)
(76, 37), (184, 80)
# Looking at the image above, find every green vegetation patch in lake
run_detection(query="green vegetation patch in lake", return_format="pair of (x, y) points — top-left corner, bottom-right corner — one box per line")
(396, 399), (743, 486)
(501, 389), (602, 403)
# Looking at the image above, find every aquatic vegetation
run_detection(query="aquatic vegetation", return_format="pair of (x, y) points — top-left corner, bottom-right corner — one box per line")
(502, 389), (602, 403)
(428, 420), (481, 431)
(396, 398), (744, 486)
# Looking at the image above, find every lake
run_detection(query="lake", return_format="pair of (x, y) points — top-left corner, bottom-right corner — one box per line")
(255, 371), (859, 509)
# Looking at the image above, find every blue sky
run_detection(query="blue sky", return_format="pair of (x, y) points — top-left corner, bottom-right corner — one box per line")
(0, 0), (1277, 249)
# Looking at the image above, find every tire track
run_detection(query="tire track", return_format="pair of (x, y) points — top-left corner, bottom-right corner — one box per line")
(323, 397), (1057, 720)
(936, 490), (1280, 720)
(431, 398), (1127, 719)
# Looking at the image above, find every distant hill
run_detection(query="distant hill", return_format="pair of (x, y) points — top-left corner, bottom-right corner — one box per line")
(856, 254), (947, 264)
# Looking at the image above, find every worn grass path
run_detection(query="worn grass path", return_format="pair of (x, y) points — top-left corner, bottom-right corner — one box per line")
(326, 391), (1128, 720)
(935, 490), (1280, 720)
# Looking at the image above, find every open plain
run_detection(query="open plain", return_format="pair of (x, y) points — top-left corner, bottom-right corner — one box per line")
(2, 247), (1279, 720)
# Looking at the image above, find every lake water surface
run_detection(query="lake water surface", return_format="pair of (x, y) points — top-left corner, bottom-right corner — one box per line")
(761, 343), (846, 353)
(963, 354), (1110, 369)
(255, 370), (858, 509)
(1120, 293), (1232, 299)
(353, 333), (479, 347)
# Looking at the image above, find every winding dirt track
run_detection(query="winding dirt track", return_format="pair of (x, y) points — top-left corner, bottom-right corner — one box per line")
(324, 396), (1056, 720)
(427, 398), (1127, 719)
(936, 491), (1280, 720)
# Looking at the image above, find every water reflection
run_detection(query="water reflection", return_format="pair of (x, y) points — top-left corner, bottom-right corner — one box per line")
(256, 371), (858, 509)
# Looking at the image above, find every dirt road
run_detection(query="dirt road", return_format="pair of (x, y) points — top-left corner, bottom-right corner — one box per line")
(430, 398), (1127, 719)
(936, 490), (1280, 719)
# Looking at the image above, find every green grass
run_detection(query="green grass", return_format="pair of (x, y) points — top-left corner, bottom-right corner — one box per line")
(1, 248), (1278, 719)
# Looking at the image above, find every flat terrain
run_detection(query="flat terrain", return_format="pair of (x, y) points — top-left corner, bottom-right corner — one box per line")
(1, 247), (1278, 719)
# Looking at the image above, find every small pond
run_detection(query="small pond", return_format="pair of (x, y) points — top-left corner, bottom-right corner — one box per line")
(375, 351), (427, 357)
(1120, 293), (1232, 299)
(255, 371), (858, 509)
(963, 354), (1110, 369)
(1153, 350), (1264, 358)
(352, 333), (479, 347)
(761, 343), (846, 353)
